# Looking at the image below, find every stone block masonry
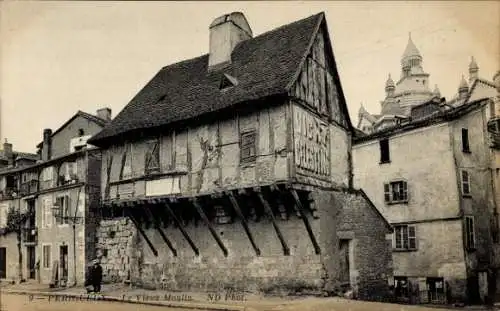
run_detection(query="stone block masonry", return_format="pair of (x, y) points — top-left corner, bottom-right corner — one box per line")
(95, 188), (392, 300)
(96, 218), (140, 283)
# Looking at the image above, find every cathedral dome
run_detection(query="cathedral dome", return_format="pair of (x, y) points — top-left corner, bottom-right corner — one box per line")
(401, 33), (422, 64)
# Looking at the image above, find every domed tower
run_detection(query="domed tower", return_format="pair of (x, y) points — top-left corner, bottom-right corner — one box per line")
(469, 56), (479, 84)
(401, 33), (423, 78)
(433, 84), (441, 98)
(458, 75), (469, 99)
(385, 74), (395, 98)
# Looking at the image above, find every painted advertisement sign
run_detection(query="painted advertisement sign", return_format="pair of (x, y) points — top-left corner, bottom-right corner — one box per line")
(293, 105), (330, 179)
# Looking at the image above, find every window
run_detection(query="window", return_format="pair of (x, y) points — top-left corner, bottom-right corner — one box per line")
(384, 180), (408, 204)
(78, 129), (85, 137)
(55, 195), (70, 225)
(394, 225), (417, 250)
(240, 130), (256, 163)
(41, 197), (52, 229)
(462, 128), (470, 153)
(42, 244), (51, 269)
(145, 138), (160, 174)
(465, 216), (475, 250)
(380, 139), (390, 163)
(120, 144), (132, 180)
(461, 170), (471, 196)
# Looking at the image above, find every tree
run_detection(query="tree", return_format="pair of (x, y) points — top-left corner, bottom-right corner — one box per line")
(0, 205), (28, 282)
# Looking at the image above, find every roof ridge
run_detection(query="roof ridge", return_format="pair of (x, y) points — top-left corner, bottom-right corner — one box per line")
(252, 12), (324, 41)
(158, 13), (324, 72)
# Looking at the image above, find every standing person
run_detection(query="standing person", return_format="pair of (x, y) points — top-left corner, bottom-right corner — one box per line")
(91, 259), (103, 293)
(85, 262), (94, 293)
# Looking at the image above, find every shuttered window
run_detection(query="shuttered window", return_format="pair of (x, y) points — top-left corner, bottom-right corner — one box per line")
(145, 138), (161, 174)
(394, 225), (417, 251)
(120, 144), (132, 180)
(240, 130), (257, 163)
(465, 216), (475, 250)
(383, 180), (409, 204)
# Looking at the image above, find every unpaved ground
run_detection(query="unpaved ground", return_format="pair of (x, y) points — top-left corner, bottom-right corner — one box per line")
(0, 293), (472, 311)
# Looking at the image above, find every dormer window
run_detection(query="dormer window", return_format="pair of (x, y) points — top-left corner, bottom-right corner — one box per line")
(220, 73), (238, 90)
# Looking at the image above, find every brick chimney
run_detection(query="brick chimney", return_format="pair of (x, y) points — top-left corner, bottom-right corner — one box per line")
(3, 139), (13, 166)
(41, 128), (52, 161)
(208, 12), (252, 71)
(96, 107), (112, 121)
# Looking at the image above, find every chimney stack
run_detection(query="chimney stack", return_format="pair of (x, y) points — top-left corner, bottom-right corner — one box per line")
(42, 128), (52, 161)
(208, 12), (252, 71)
(97, 107), (112, 121)
(3, 139), (13, 166)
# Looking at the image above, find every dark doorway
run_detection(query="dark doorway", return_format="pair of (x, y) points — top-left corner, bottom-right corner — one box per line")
(27, 246), (36, 279)
(467, 275), (481, 304)
(338, 239), (350, 286)
(59, 245), (68, 286)
(0, 247), (6, 278)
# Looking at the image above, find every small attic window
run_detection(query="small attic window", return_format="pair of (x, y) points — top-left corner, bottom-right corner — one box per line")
(78, 129), (85, 136)
(220, 73), (238, 90)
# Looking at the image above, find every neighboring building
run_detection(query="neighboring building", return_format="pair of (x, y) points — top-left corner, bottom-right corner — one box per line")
(88, 12), (393, 299)
(357, 34), (497, 135)
(353, 97), (499, 304)
(0, 140), (39, 171)
(0, 108), (111, 285)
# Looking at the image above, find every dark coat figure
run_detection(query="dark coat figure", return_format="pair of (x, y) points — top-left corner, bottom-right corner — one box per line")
(85, 259), (103, 293)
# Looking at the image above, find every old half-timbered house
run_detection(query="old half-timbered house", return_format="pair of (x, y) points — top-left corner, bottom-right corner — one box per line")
(88, 12), (393, 299)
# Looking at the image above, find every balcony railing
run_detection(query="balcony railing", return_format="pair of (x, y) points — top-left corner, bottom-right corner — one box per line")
(0, 187), (19, 200)
(20, 180), (39, 196)
(22, 227), (38, 244)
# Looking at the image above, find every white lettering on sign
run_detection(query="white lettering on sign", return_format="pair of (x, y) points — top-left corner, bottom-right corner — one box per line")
(293, 106), (330, 177)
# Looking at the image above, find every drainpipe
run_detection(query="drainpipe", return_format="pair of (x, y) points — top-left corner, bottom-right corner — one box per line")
(72, 221), (77, 287)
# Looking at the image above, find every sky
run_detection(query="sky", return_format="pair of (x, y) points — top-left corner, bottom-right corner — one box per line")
(1, 1), (499, 153)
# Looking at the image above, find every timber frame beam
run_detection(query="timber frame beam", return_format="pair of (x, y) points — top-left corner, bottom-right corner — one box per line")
(255, 187), (290, 256)
(164, 198), (199, 256)
(290, 188), (321, 255)
(143, 203), (177, 257)
(226, 190), (261, 256)
(122, 203), (158, 257)
(190, 198), (228, 257)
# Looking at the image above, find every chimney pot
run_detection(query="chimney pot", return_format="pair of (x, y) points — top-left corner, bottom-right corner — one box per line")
(3, 140), (13, 166)
(97, 108), (112, 121)
(208, 12), (252, 71)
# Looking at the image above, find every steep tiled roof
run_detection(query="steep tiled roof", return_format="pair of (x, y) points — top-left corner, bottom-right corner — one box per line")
(89, 13), (335, 146)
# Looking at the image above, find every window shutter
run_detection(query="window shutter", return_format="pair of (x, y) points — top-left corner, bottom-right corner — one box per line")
(402, 225), (409, 249)
(395, 227), (402, 249)
(66, 195), (71, 222)
(384, 183), (391, 202)
(408, 225), (417, 249)
(46, 198), (52, 227)
(403, 181), (408, 202)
